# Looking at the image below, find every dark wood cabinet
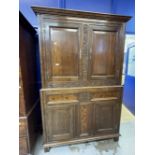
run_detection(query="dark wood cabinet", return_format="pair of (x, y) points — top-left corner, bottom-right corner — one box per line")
(32, 6), (130, 151)
(19, 12), (40, 155)
(40, 86), (122, 149)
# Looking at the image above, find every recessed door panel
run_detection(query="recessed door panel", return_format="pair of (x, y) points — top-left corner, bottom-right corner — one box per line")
(46, 103), (75, 141)
(93, 100), (118, 135)
(50, 27), (79, 77)
(91, 31), (116, 76)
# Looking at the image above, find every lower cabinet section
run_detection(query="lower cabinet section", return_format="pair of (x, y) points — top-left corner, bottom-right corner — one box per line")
(41, 86), (122, 151)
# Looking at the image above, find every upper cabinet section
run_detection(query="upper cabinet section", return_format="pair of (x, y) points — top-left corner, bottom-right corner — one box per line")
(32, 7), (131, 88)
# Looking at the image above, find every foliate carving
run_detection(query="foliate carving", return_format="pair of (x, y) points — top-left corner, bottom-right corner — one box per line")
(82, 24), (89, 80)
(83, 24), (89, 48)
(80, 105), (89, 133)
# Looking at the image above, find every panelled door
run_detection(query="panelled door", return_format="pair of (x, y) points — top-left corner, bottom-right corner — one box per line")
(88, 23), (124, 84)
(93, 99), (119, 135)
(45, 102), (76, 142)
(41, 18), (83, 87)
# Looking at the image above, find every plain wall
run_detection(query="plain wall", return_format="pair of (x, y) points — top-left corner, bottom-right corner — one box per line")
(111, 0), (135, 33)
(19, 0), (135, 33)
(65, 0), (113, 13)
(19, 0), (60, 27)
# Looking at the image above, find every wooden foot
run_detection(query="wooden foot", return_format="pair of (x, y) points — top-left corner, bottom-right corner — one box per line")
(44, 147), (50, 152)
(113, 137), (119, 142)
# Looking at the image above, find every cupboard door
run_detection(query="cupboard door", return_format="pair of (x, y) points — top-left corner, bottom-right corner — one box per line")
(41, 19), (82, 87)
(45, 103), (76, 142)
(93, 100), (118, 135)
(88, 24), (124, 84)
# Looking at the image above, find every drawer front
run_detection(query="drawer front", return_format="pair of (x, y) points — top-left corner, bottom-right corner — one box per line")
(90, 87), (122, 102)
(47, 94), (78, 104)
(19, 137), (28, 155)
(19, 119), (27, 137)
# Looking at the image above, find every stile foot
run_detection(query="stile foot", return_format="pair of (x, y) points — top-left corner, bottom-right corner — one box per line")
(113, 137), (119, 142)
(44, 147), (50, 152)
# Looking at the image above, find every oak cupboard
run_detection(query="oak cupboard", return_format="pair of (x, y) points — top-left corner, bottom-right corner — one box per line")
(32, 6), (131, 152)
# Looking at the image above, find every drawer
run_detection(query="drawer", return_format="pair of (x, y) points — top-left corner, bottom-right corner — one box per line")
(46, 94), (79, 104)
(19, 118), (27, 137)
(19, 137), (28, 155)
(90, 87), (122, 102)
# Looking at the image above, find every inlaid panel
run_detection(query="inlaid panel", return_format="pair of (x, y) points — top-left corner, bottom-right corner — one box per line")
(47, 94), (78, 103)
(91, 88), (122, 102)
